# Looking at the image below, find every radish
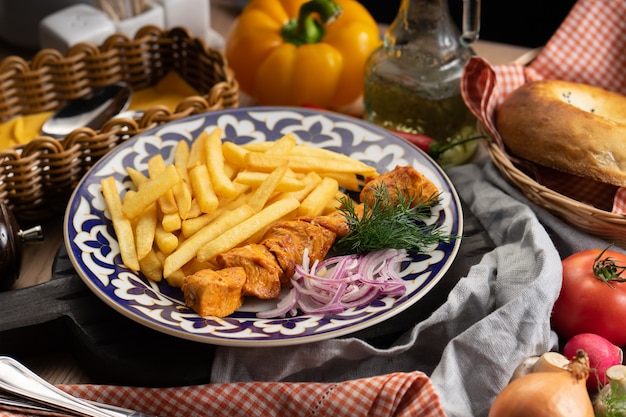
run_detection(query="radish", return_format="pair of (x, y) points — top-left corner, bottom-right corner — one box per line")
(563, 333), (624, 392)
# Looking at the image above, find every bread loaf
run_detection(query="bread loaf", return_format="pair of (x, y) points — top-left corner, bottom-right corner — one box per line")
(496, 79), (626, 186)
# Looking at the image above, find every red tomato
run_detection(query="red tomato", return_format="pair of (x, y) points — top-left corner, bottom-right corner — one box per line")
(551, 248), (626, 347)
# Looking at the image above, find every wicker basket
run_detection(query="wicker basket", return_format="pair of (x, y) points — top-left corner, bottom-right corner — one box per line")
(0, 25), (239, 223)
(487, 140), (626, 247)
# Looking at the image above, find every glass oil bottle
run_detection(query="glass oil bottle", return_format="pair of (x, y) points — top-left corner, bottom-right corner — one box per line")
(363, 0), (481, 167)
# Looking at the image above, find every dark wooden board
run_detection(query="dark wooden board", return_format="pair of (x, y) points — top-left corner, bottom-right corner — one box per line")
(0, 198), (494, 386)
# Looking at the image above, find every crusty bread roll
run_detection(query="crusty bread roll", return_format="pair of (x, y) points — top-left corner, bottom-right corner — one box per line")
(495, 79), (626, 187)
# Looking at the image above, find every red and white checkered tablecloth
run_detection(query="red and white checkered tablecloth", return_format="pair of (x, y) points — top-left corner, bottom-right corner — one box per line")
(0, 371), (447, 417)
(462, 0), (626, 214)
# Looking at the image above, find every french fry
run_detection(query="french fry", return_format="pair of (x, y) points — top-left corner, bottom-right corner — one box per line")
(148, 155), (178, 214)
(221, 180), (250, 202)
(126, 167), (148, 187)
(187, 133), (205, 170)
(147, 154), (166, 173)
(181, 212), (217, 238)
(322, 172), (362, 192)
(163, 204), (256, 278)
(122, 189), (137, 206)
(134, 202), (157, 260)
(155, 223), (179, 255)
(188, 164), (219, 214)
(181, 193), (249, 238)
(277, 170), (322, 202)
(234, 170), (304, 193)
(289, 144), (367, 162)
(297, 177), (339, 216)
(201, 128), (238, 198)
(221, 141), (249, 168)
(187, 199), (203, 219)
(197, 197), (300, 263)
(248, 164), (289, 212)
(241, 140), (372, 170)
(323, 190), (349, 215)
(174, 141), (191, 184)
(249, 164), (288, 212)
(245, 152), (377, 175)
(223, 162), (238, 180)
(122, 165), (180, 219)
(139, 248), (164, 282)
(172, 180), (192, 220)
(101, 177), (139, 271)
(173, 142), (193, 220)
(240, 141), (273, 152)
(162, 211), (182, 232)
(126, 165), (184, 231)
(166, 269), (186, 288)
(265, 133), (297, 154)
(159, 248), (185, 288)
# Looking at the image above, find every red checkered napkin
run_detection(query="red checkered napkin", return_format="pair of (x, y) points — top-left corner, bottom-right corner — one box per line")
(461, 0), (626, 214)
(0, 371), (447, 417)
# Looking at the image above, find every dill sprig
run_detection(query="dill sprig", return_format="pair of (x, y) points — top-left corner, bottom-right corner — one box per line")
(333, 183), (455, 255)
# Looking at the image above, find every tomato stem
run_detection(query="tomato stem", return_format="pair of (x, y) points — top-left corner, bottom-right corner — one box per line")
(593, 245), (626, 289)
(281, 0), (342, 46)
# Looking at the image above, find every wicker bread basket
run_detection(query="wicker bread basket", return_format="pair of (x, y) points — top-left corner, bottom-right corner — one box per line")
(0, 25), (238, 223)
(485, 49), (626, 247)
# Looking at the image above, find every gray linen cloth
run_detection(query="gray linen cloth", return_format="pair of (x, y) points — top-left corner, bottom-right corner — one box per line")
(210, 157), (617, 417)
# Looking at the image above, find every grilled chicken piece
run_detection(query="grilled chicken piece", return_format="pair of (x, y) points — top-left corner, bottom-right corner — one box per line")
(216, 244), (282, 299)
(301, 166), (437, 237)
(359, 165), (438, 208)
(299, 211), (349, 238)
(262, 219), (336, 284)
(182, 267), (246, 317)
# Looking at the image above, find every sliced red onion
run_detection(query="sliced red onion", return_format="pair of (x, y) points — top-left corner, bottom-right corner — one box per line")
(257, 248), (410, 318)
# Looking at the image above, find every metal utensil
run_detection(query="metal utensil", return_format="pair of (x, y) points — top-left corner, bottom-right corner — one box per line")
(0, 356), (157, 417)
(0, 390), (156, 417)
(0, 391), (62, 415)
(41, 83), (132, 138)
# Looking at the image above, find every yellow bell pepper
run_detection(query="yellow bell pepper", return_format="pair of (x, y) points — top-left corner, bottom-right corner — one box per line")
(226, 0), (380, 109)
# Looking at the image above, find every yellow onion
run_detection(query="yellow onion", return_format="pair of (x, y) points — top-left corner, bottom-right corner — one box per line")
(489, 350), (594, 417)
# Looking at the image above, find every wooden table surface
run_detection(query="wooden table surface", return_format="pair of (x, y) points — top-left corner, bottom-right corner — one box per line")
(2, 0), (533, 385)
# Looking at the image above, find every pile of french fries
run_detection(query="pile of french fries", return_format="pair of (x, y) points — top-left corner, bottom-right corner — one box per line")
(100, 127), (378, 288)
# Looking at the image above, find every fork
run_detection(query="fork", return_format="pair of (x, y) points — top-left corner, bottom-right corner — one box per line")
(0, 356), (158, 417)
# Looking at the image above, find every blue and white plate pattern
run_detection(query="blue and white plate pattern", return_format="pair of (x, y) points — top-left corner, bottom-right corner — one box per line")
(64, 107), (463, 347)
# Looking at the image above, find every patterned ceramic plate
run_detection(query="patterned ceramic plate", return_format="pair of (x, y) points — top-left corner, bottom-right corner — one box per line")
(64, 107), (463, 347)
